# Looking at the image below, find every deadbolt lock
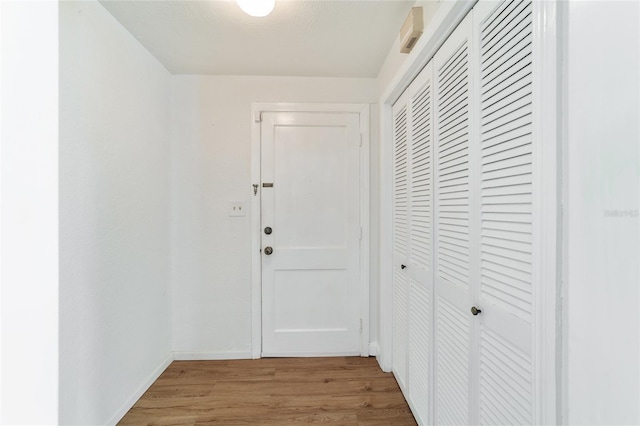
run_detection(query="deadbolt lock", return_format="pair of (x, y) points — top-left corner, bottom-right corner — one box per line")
(264, 226), (272, 235)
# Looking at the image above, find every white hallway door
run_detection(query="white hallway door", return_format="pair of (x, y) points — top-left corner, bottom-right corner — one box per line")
(261, 111), (362, 357)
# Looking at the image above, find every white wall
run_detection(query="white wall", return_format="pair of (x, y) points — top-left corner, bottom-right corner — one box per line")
(170, 76), (378, 357)
(564, 2), (640, 424)
(0, 2), (59, 423)
(59, 1), (172, 424)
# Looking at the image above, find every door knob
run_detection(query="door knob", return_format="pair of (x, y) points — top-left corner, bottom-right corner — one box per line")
(401, 264), (407, 269)
(471, 306), (482, 316)
(264, 226), (272, 235)
(264, 246), (273, 255)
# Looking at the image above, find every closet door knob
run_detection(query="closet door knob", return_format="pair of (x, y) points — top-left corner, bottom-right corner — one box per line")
(471, 306), (482, 316)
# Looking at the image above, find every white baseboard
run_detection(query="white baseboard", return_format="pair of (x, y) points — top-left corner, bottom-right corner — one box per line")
(376, 354), (392, 373)
(404, 391), (424, 425)
(173, 351), (252, 360)
(106, 354), (172, 426)
(369, 341), (379, 356)
(261, 351), (360, 358)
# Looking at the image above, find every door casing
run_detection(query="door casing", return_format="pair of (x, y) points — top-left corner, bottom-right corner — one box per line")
(250, 102), (371, 359)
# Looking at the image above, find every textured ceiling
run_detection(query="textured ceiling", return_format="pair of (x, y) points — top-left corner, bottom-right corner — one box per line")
(99, 0), (415, 77)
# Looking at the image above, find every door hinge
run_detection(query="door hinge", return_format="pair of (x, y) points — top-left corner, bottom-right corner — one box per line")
(359, 226), (363, 240)
(359, 133), (363, 147)
(254, 112), (262, 123)
(360, 319), (363, 332)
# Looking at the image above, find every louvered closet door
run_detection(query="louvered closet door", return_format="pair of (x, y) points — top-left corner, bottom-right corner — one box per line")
(406, 61), (434, 425)
(473, 1), (536, 424)
(433, 13), (475, 426)
(392, 92), (410, 390)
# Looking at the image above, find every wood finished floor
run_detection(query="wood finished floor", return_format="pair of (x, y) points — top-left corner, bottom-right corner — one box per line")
(118, 357), (416, 425)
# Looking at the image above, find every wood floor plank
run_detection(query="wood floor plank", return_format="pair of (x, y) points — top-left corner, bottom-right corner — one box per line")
(193, 411), (359, 425)
(118, 357), (416, 425)
(356, 407), (418, 424)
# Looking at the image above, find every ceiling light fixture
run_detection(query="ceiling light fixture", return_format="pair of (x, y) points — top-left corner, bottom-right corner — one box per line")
(236, 0), (275, 17)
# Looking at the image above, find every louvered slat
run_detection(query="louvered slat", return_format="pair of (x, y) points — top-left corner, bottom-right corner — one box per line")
(410, 82), (433, 272)
(404, 66), (434, 425)
(393, 268), (408, 387)
(478, 2), (535, 425)
(479, 329), (533, 425)
(480, 0), (533, 323)
(394, 106), (409, 257)
(435, 296), (470, 426)
(409, 279), (431, 423)
(432, 15), (473, 425)
(437, 41), (470, 291)
(392, 101), (409, 388)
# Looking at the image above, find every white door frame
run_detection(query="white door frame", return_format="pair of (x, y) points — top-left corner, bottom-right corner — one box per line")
(250, 102), (371, 359)
(378, 1), (560, 424)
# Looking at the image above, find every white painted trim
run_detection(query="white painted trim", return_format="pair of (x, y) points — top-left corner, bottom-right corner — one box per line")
(173, 351), (253, 361)
(359, 104), (371, 357)
(404, 385), (427, 426)
(378, 0), (476, 378)
(250, 102), (372, 359)
(378, 102), (393, 373)
(250, 103), (262, 359)
(261, 351), (361, 358)
(106, 355), (172, 426)
(532, 1), (561, 424)
(369, 342), (379, 357)
(558, 3), (570, 422)
(394, 371), (409, 399)
(253, 102), (371, 115)
(468, 10), (481, 425)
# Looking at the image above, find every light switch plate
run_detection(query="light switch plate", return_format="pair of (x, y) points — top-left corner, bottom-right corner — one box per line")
(228, 201), (247, 217)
